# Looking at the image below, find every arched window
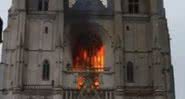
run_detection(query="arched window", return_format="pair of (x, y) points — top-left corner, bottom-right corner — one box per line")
(127, 61), (134, 82)
(42, 60), (50, 80)
(38, 0), (49, 11)
(44, 0), (49, 11)
(128, 0), (139, 14)
(38, 0), (42, 11)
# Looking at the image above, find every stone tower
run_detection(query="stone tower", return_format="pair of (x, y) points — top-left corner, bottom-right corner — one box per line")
(0, 0), (175, 99)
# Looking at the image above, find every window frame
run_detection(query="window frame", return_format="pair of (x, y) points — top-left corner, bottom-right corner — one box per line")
(38, 0), (49, 11)
(126, 61), (134, 82)
(42, 60), (50, 81)
(128, 0), (139, 14)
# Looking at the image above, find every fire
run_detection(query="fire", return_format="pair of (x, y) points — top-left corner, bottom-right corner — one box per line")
(77, 75), (100, 90)
(73, 45), (105, 72)
(74, 45), (104, 89)
(94, 80), (100, 88)
(77, 76), (85, 89)
(72, 33), (104, 90)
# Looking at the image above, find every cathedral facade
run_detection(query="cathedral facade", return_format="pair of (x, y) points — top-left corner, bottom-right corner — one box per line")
(0, 0), (175, 99)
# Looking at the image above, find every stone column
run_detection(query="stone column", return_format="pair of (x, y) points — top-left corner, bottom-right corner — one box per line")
(113, 0), (124, 99)
(65, 91), (69, 99)
(149, 0), (159, 15)
(53, 94), (63, 99)
(114, 90), (124, 99)
(154, 95), (165, 99)
(113, 0), (124, 88)
(105, 91), (108, 99)
(12, 0), (26, 10)
(69, 91), (72, 99)
(54, 0), (64, 88)
(12, 94), (22, 99)
(109, 91), (113, 99)
(14, 8), (27, 89)
(151, 15), (166, 99)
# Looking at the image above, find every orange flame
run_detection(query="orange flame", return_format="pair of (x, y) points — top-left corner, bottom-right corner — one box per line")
(77, 76), (85, 89)
(77, 76), (100, 90)
(73, 45), (105, 72)
(73, 44), (105, 89)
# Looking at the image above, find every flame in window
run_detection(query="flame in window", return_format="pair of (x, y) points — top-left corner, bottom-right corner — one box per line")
(73, 45), (105, 72)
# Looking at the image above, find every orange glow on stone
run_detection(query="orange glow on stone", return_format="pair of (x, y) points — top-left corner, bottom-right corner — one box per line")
(77, 76), (84, 89)
(73, 45), (104, 89)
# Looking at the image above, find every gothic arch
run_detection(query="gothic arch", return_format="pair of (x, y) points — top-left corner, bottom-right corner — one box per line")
(64, 22), (113, 71)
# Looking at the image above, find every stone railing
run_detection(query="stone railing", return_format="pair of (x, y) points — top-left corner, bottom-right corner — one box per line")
(62, 89), (114, 99)
(23, 84), (53, 90)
